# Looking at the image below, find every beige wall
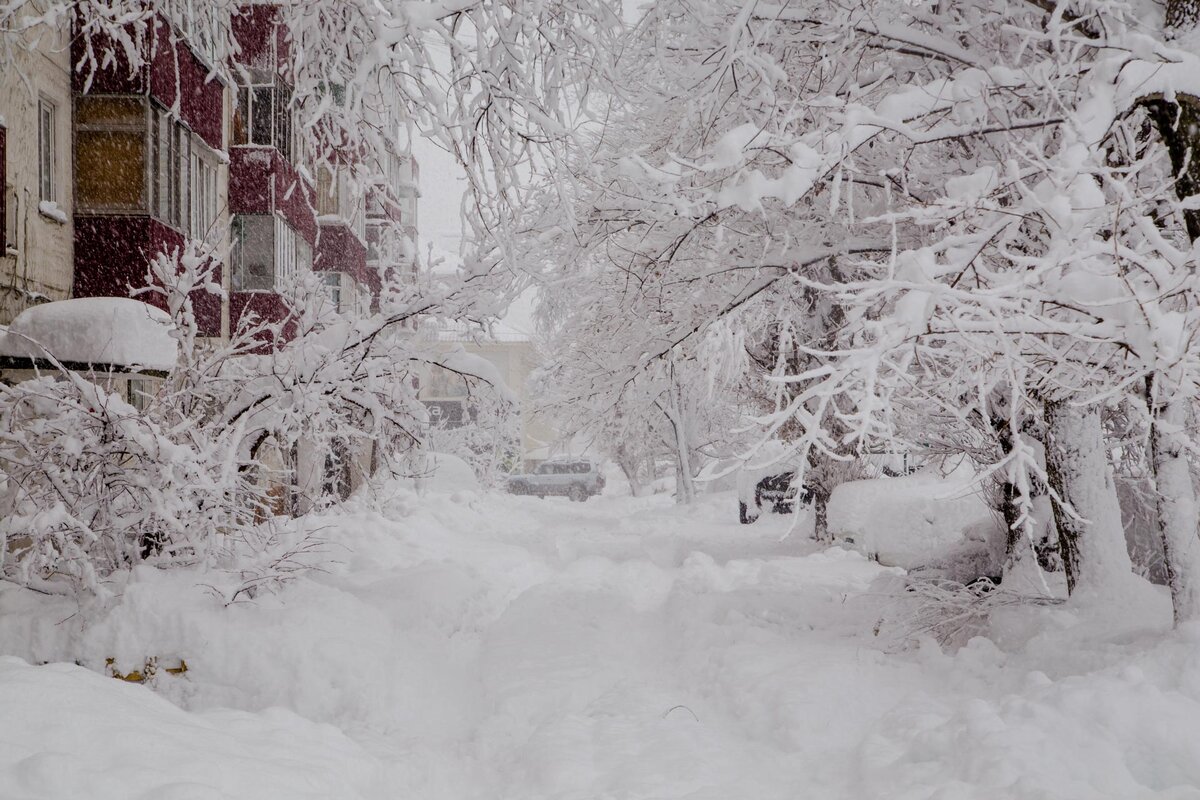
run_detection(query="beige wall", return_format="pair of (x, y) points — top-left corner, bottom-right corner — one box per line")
(0, 18), (74, 325)
(419, 337), (560, 460)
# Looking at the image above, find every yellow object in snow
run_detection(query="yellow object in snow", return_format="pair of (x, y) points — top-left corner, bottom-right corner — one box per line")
(105, 657), (188, 683)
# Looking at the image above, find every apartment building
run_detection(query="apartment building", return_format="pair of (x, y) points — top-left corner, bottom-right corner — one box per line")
(0, 4), (421, 505)
(0, 3), (418, 341)
(0, 15), (75, 325)
(69, 5), (229, 338)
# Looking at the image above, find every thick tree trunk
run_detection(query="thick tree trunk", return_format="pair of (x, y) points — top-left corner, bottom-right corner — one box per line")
(989, 411), (1028, 571)
(1150, 395), (1200, 623)
(1145, 97), (1200, 241)
(1166, 0), (1200, 32)
(1145, 0), (1200, 239)
(1043, 399), (1133, 595)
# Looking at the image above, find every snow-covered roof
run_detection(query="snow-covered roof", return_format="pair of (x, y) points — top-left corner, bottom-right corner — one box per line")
(0, 298), (177, 372)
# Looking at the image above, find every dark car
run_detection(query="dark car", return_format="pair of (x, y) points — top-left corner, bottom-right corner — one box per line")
(739, 470), (814, 524)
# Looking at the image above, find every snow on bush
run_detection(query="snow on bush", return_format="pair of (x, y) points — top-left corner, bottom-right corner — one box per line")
(0, 375), (236, 593)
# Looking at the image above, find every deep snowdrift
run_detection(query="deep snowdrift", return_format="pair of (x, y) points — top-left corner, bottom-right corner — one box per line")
(2, 486), (1199, 799)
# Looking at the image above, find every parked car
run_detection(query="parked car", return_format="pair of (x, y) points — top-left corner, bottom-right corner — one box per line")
(734, 442), (812, 524)
(506, 459), (606, 501)
(738, 469), (814, 524)
(735, 443), (925, 524)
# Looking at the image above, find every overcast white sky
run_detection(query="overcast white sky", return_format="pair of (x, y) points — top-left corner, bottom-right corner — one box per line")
(411, 135), (468, 259)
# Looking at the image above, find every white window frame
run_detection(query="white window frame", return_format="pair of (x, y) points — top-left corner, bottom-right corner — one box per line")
(152, 106), (197, 231)
(189, 145), (219, 239)
(127, 377), (152, 412)
(38, 98), (56, 203)
(322, 271), (342, 312)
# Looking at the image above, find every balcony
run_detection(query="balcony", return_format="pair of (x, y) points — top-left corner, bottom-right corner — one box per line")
(228, 148), (316, 245)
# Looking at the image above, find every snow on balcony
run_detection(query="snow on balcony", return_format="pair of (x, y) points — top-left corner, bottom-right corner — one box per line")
(0, 297), (177, 372)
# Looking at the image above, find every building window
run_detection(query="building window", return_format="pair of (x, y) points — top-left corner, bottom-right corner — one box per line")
(366, 222), (380, 262)
(152, 106), (193, 229)
(76, 96), (148, 212)
(233, 79), (297, 162)
(273, 215), (311, 284)
(317, 165), (336, 216)
(189, 151), (219, 239)
(0, 124), (7, 254)
(231, 214), (311, 291)
(38, 98), (56, 203)
(4, 186), (18, 255)
(231, 214), (274, 291)
(127, 378), (152, 412)
(322, 272), (342, 311)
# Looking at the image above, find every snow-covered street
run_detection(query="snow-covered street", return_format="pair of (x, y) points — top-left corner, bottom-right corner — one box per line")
(6, 486), (1200, 799)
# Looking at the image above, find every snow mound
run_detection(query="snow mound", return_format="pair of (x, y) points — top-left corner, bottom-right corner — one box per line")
(415, 451), (481, 493)
(0, 657), (388, 800)
(829, 465), (1004, 578)
(0, 298), (177, 371)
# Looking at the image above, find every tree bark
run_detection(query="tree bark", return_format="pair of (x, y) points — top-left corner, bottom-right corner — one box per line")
(1149, 394), (1200, 623)
(812, 488), (831, 542)
(1043, 399), (1133, 595)
(1166, 0), (1200, 32)
(662, 392), (696, 504)
(989, 411), (1027, 567)
(1144, 97), (1200, 241)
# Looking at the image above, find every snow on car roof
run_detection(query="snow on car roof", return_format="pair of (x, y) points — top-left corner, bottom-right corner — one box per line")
(0, 297), (177, 372)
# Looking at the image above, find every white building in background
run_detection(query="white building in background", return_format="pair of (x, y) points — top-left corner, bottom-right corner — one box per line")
(418, 289), (561, 470)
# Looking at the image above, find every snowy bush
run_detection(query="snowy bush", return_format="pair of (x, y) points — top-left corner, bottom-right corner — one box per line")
(876, 576), (1063, 651)
(0, 376), (240, 593)
(423, 393), (521, 487)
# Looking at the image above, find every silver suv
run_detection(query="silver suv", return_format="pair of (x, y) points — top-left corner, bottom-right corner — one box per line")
(506, 459), (606, 501)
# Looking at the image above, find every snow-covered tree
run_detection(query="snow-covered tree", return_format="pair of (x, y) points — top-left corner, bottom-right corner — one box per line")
(526, 0), (1200, 623)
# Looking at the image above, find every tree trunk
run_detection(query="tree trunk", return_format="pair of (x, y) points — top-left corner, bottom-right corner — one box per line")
(1149, 394), (1200, 623)
(1145, 97), (1200, 241)
(1043, 399), (1133, 595)
(1144, 0), (1200, 239)
(1166, 0), (1200, 32)
(614, 443), (648, 497)
(812, 488), (831, 542)
(662, 399), (696, 504)
(990, 411), (1027, 567)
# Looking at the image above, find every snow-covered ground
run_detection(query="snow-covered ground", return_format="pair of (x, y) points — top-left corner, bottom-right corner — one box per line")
(4, 485), (1200, 799)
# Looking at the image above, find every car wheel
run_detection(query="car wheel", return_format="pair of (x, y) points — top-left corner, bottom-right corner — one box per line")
(738, 501), (759, 525)
(569, 485), (587, 502)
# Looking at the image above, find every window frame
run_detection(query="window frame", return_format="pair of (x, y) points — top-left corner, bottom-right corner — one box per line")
(127, 377), (152, 412)
(189, 146), (219, 240)
(75, 95), (151, 214)
(233, 77), (299, 163)
(37, 97), (57, 204)
(322, 271), (342, 312)
(0, 123), (7, 254)
(231, 213), (311, 293)
(230, 213), (275, 292)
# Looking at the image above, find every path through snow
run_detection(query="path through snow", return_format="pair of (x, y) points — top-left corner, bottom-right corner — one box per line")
(4, 487), (1200, 799)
